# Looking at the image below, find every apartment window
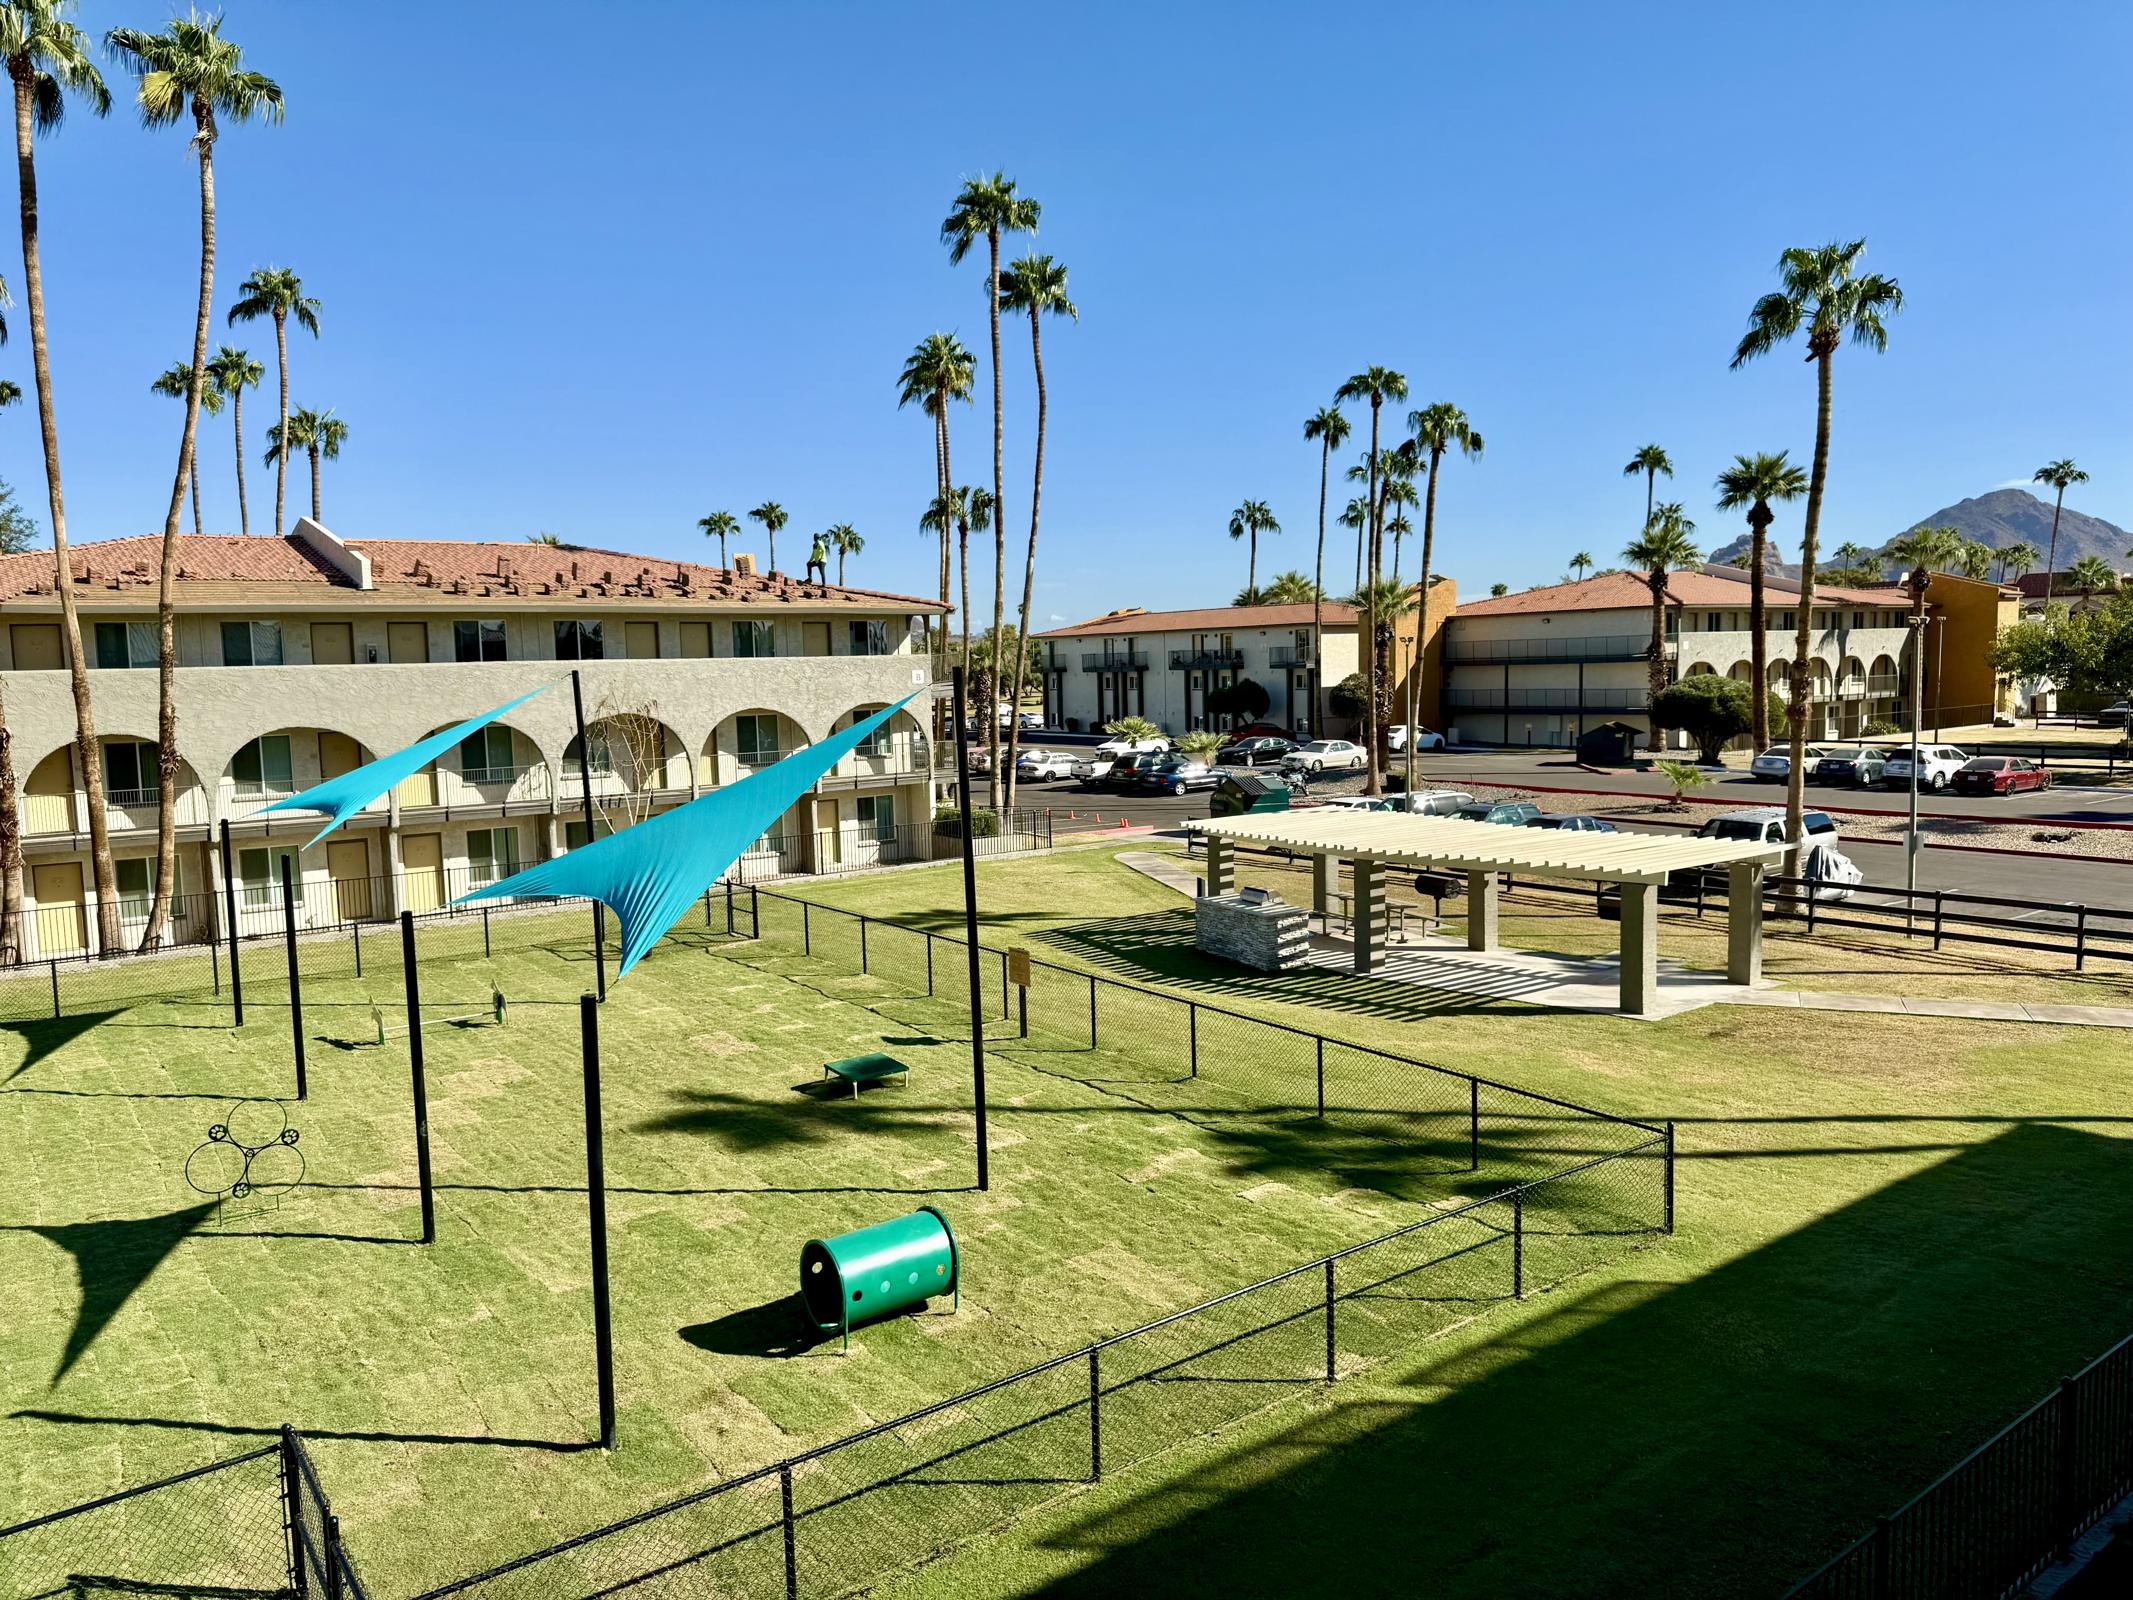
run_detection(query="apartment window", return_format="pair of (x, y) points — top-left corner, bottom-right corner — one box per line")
(848, 619), (890, 656)
(846, 707), (892, 760)
(554, 619), (604, 660)
(221, 620), (284, 666)
(232, 735), (294, 796)
(94, 621), (157, 669)
(103, 741), (161, 802)
(459, 726), (515, 783)
(455, 619), (507, 662)
(856, 793), (895, 841)
(115, 857), (155, 919)
(1777, 611), (1796, 632)
(731, 619), (778, 659)
(735, 713), (782, 767)
(564, 817), (617, 850)
(466, 826), (522, 886)
(238, 845), (298, 909)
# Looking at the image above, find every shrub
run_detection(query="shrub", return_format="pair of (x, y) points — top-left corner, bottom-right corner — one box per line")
(1650, 675), (1755, 763)
(1328, 672), (1369, 719)
(1861, 718), (1901, 737)
(1655, 760), (1711, 807)
(933, 806), (1000, 839)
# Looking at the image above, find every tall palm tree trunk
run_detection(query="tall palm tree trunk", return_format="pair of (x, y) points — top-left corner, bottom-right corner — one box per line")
(1002, 303), (1048, 811)
(0, 674), (22, 964)
(2044, 488), (2065, 605)
(232, 385), (248, 534)
(307, 442), (321, 520)
(271, 305), (288, 534)
(12, 64), (118, 953)
(1312, 438), (1329, 734)
(1748, 511), (1770, 751)
(1645, 574), (1669, 753)
(1361, 403), (1382, 796)
(1785, 348), (1835, 880)
(985, 225), (1004, 811)
(1409, 449), (1443, 796)
(836, 549), (845, 586)
(143, 107), (218, 950)
(1247, 532), (1257, 601)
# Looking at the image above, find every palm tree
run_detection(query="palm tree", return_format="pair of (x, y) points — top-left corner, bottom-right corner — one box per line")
(1302, 404), (1351, 730)
(1249, 571), (1318, 604)
(1713, 450), (1808, 750)
(206, 344), (260, 533)
(1569, 551), (1594, 582)
(264, 405), (343, 521)
(1953, 538), (1993, 581)
(896, 331), (975, 617)
(1827, 540), (1870, 575)
(1888, 524), (1963, 576)
(697, 509), (738, 568)
(1384, 510), (1412, 578)
(943, 486), (992, 687)
(149, 359), (222, 535)
(224, 266), (316, 536)
(747, 501), (787, 575)
(1731, 238), (1902, 873)
(1623, 444), (1674, 529)
(1625, 505), (1703, 752)
(1228, 499), (1279, 601)
(1406, 403), (1483, 780)
(2067, 555), (2118, 605)
(997, 251), (1073, 810)
(1344, 575), (1418, 770)
(4, 0), (116, 951)
(110, 15), (283, 945)
(2032, 459), (2088, 604)
(827, 522), (863, 586)
(527, 530), (563, 546)
(943, 173), (1040, 795)
(1998, 539), (2040, 582)
(1334, 368), (1408, 793)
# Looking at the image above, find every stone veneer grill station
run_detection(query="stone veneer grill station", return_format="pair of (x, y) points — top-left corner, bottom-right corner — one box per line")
(1185, 811), (1787, 1016)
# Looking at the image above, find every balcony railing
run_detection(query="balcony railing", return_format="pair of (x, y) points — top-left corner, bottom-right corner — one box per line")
(1269, 646), (1309, 668)
(1081, 652), (1151, 671)
(1169, 649), (1245, 670)
(1446, 634), (1650, 665)
(1447, 687), (1648, 711)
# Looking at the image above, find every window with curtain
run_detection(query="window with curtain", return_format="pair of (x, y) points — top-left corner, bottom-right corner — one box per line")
(553, 619), (604, 660)
(847, 619), (890, 656)
(220, 620), (284, 666)
(731, 620), (777, 659)
(847, 708), (892, 760)
(455, 619), (507, 662)
(232, 735), (294, 796)
(466, 826), (522, 886)
(102, 741), (161, 801)
(855, 793), (895, 841)
(94, 621), (158, 669)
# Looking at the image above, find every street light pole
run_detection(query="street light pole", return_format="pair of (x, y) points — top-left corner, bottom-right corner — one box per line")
(1905, 566), (1929, 930)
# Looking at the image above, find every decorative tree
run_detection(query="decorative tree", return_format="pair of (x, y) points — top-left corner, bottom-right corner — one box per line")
(1650, 674), (1758, 763)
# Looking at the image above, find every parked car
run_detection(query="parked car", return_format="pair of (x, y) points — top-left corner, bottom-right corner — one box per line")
(1220, 735), (1298, 767)
(1451, 800), (1543, 826)
(1750, 744), (1828, 781)
(1669, 807), (1850, 900)
(1380, 788), (1476, 816)
(1068, 753), (1108, 783)
(1694, 806), (1840, 848)
(1811, 745), (1888, 787)
(1385, 724), (1447, 752)
(1526, 813), (1619, 832)
(1094, 734), (1174, 758)
(1102, 751), (1167, 789)
(2099, 701), (2131, 728)
(1014, 750), (1080, 783)
(1223, 721), (1299, 745)
(1282, 739), (1367, 774)
(1138, 757), (1219, 795)
(1879, 744), (1969, 792)
(1949, 756), (2054, 796)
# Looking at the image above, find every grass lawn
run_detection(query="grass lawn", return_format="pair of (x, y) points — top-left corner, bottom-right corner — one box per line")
(790, 844), (2133, 1597)
(1, 897), (1533, 1596)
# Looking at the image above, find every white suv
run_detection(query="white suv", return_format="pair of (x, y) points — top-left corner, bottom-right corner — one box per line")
(1880, 745), (1968, 791)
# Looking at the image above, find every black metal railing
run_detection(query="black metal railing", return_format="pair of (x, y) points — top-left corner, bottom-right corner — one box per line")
(1445, 634), (1649, 665)
(1788, 1330), (2133, 1599)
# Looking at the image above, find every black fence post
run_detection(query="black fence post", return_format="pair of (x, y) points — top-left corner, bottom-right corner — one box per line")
(1315, 1036), (1325, 1118)
(1088, 973), (1098, 1047)
(1188, 1003), (1198, 1078)
(2075, 907), (2089, 972)
(2055, 1374), (2079, 1560)
(1511, 1192), (1524, 1299)
(402, 911), (435, 1245)
(999, 948), (1010, 1020)
(1469, 1078), (1480, 1172)
(352, 918), (362, 979)
(726, 880), (735, 935)
(1322, 1259), (1337, 1382)
(279, 1425), (307, 1600)
(1932, 891), (1945, 952)
(750, 884), (759, 940)
(221, 817), (244, 1026)
(860, 916), (869, 974)
(802, 900), (811, 958)
(483, 904), (492, 960)
(1806, 884), (1818, 936)
(1087, 1348), (1103, 1481)
(780, 1464), (798, 1600)
(282, 857), (307, 1102)
(952, 669), (991, 1193)
(48, 957), (59, 1020)
(1018, 984), (1028, 1039)
(926, 932), (935, 995)
(323, 1515), (345, 1600)
(582, 991), (617, 1450)
(1664, 1122), (1676, 1234)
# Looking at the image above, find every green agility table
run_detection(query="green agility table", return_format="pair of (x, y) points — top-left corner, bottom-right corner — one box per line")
(800, 1205), (959, 1350)
(821, 1051), (909, 1099)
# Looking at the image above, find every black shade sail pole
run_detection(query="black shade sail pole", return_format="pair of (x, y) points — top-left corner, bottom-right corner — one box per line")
(401, 910), (436, 1244)
(582, 991), (617, 1447)
(952, 667), (991, 1191)
(571, 667), (608, 1001)
(280, 854), (306, 1100)
(220, 818), (243, 1026)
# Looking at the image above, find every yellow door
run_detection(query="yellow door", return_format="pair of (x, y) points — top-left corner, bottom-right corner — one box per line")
(680, 621), (710, 659)
(327, 839), (373, 921)
(388, 622), (428, 663)
(400, 833), (444, 912)
(319, 732), (362, 782)
(311, 622), (354, 664)
(32, 862), (87, 955)
(9, 623), (63, 670)
(626, 621), (658, 659)
(816, 796), (840, 865)
(23, 749), (76, 835)
(396, 762), (438, 807)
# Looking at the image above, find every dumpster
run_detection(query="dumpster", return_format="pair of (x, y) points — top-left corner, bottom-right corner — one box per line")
(1210, 771), (1292, 817)
(799, 1205), (960, 1349)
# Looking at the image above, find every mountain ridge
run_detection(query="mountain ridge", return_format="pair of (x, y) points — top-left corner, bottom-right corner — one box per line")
(1705, 488), (2127, 576)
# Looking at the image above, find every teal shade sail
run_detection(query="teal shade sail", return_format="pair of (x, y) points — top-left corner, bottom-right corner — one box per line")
(255, 685), (552, 849)
(456, 695), (917, 981)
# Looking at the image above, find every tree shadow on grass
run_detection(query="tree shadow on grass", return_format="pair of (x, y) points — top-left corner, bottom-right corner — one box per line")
(1029, 1122), (2133, 1600)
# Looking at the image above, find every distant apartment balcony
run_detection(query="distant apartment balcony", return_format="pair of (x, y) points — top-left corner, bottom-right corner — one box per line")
(1081, 652), (1151, 672)
(1447, 634), (1651, 666)
(1169, 649), (1245, 670)
(816, 757), (931, 793)
(1448, 686), (1648, 712)
(1268, 646), (1308, 668)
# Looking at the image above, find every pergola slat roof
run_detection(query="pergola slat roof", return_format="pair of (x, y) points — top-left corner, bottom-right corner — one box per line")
(1186, 811), (1786, 886)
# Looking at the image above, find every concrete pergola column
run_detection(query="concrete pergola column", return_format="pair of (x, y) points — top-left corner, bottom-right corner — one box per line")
(1619, 880), (1660, 1017)
(1312, 854), (1338, 916)
(1352, 859), (1388, 974)
(1466, 871), (1499, 952)
(1204, 836), (1235, 898)
(1727, 862), (1765, 986)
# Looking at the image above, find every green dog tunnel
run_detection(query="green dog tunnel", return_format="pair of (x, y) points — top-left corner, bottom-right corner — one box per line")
(800, 1205), (959, 1350)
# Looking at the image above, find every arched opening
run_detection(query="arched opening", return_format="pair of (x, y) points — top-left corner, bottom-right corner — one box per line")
(815, 705), (933, 869)
(703, 710), (809, 873)
(1684, 661), (1717, 677)
(410, 719), (550, 809)
(225, 728), (376, 810)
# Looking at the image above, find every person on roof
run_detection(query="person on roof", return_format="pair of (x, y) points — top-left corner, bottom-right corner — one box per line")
(806, 532), (829, 586)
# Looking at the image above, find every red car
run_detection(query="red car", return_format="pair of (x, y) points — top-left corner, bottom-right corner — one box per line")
(1949, 756), (2053, 796)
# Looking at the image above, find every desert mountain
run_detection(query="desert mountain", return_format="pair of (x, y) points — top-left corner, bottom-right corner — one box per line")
(1705, 489), (2126, 576)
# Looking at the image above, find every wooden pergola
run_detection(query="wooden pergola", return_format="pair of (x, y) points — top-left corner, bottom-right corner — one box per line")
(1184, 811), (1786, 1015)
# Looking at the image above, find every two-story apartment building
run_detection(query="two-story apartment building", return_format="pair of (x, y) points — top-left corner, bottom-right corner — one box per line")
(0, 520), (945, 955)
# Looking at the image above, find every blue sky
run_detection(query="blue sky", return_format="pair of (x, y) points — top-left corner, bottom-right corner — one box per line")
(9, 1), (2130, 627)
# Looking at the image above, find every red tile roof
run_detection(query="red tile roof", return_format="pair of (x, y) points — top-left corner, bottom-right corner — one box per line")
(1037, 601), (1360, 638)
(1453, 570), (1904, 618)
(0, 532), (941, 609)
